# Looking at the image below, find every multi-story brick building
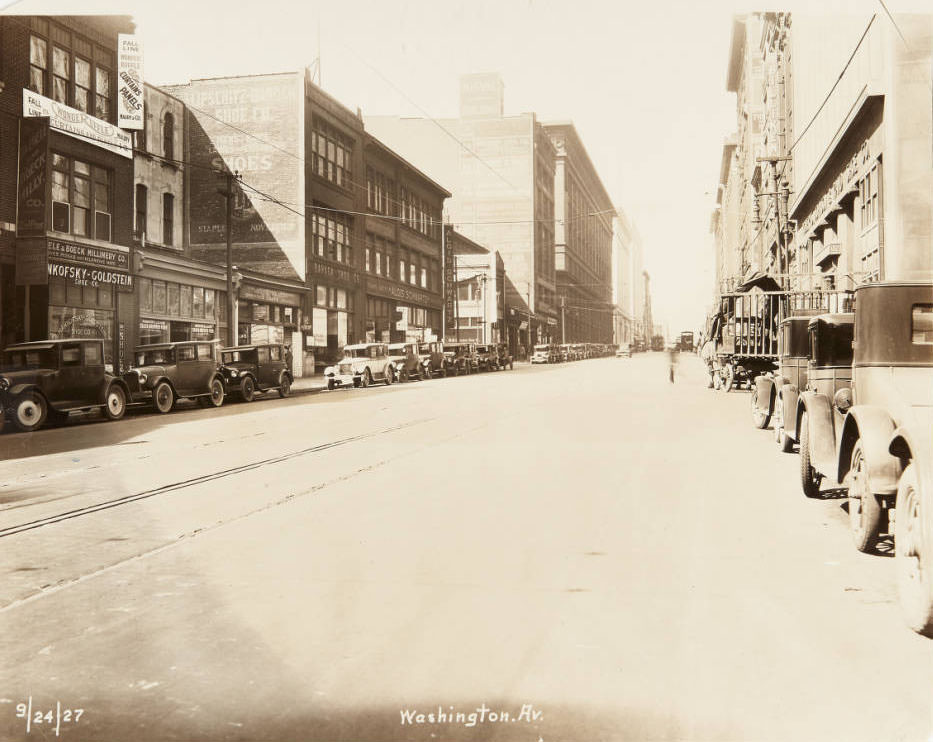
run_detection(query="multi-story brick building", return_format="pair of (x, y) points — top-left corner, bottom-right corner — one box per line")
(544, 121), (615, 344)
(0, 15), (136, 366)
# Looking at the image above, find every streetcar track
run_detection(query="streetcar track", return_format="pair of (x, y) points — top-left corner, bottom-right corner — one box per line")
(0, 418), (433, 539)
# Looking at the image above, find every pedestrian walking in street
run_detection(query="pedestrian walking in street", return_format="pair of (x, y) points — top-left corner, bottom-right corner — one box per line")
(668, 346), (678, 383)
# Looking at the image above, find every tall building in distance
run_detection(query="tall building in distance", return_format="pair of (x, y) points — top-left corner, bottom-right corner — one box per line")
(369, 73), (619, 351)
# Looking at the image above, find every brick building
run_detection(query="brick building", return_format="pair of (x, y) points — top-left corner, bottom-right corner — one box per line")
(0, 15), (136, 366)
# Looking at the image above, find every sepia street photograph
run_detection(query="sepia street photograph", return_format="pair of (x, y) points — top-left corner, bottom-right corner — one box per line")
(0, 0), (931, 740)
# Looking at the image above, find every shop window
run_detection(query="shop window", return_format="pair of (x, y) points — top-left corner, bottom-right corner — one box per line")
(152, 281), (167, 314)
(284, 306), (293, 324)
(139, 278), (152, 312)
(253, 303), (268, 321)
(163, 113), (175, 160)
(204, 289), (214, 318)
(66, 281), (82, 306)
(163, 193), (174, 246)
(336, 289), (347, 310)
(168, 283), (180, 315)
(217, 291), (227, 322)
(316, 285), (327, 306)
(135, 184), (147, 238)
(29, 35), (48, 95)
(95, 66), (111, 121)
(192, 287), (205, 318)
(180, 285), (192, 316)
(50, 280), (67, 305)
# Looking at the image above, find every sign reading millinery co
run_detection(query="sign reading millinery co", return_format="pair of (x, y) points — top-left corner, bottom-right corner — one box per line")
(48, 239), (129, 270)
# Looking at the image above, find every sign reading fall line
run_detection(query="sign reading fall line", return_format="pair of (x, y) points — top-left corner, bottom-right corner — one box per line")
(117, 34), (144, 130)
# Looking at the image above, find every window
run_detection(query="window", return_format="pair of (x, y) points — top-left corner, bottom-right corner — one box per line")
(366, 167), (392, 215)
(61, 344), (81, 366)
(29, 36), (48, 95)
(365, 246), (372, 272)
(83, 343), (101, 365)
(95, 66), (111, 121)
(192, 287), (205, 318)
(163, 193), (174, 246)
(311, 211), (352, 264)
(52, 46), (69, 103)
(399, 252), (406, 283)
(152, 281), (167, 314)
(177, 345), (196, 361)
(196, 343), (213, 360)
(163, 113), (175, 160)
(311, 119), (352, 187)
(135, 184), (147, 238)
(51, 154), (109, 239)
(912, 305), (933, 345)
(859, 162), (880, 230)
(421, 267), (427, 288)
(74, 57), (90, 112)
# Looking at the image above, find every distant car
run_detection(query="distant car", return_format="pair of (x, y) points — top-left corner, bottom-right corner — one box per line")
(531, 344), (558, 364)
(418, 341), (447, 378)
(616, 344), (632, 358)
(474, 344), (497, 371)
(495, 343), (514, 370)
(388, 342), (424, 381)
(124, 340), (226, 413)
(443, 342), (477, 375)
(324, 343), (396, 389)
(219, 343), (293, 401)
(0, 339), (129, 432)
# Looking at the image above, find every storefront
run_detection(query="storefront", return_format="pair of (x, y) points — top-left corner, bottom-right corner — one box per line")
(137, 276), (221, 345)
(236, 279), (305, 375)
(364, 275), (442, 345)
(306, 256), (361, 373)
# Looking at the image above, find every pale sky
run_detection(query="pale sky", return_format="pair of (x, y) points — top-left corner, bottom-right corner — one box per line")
(4, 0), (923, 335)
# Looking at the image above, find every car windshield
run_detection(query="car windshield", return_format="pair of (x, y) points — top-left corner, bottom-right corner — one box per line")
(418, 344), (433, 354)
(534, 345), (549, 352)
(812, 324), (854, 366)
(137, 349), (175, 366)
(345, 347), (369, 358)
(2, 348), (59, 369)
(222, 349), (257, 364)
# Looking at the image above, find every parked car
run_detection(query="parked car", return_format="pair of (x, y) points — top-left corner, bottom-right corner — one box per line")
(531, 344), (560, 364)
(388, 342), (424, 381)
(794, 313), (855, 503)
(0, 339), (129, 432)
(616, 344), (632, 358)
(559, 343), (573, 363)
(474, 344), (498, 371)
(324, 343), (396, 389)
(124, 340), (226, 413)
(443, 342), (477, 375)
(219, 343), (293, 401)
(418, 341), (447, 378)
(495, 343), (514, 370)
(750, 315), (814, 441)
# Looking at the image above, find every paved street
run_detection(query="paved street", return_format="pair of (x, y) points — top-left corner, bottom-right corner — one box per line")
(1, 353), (931, 742)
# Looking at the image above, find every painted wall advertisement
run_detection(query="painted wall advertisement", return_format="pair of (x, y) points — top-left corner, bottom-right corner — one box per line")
(167, 72), (305, 281)
(117, 34), (144, 130)
(17, 117), (48, 238)
(23, 89), (132, 158)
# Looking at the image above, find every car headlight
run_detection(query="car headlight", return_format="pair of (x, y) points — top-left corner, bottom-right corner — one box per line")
(138, 372), (148, 384)
(325, 367), (334, 376)
(229, 368), (239, 378)
(0, 377), (9, 391)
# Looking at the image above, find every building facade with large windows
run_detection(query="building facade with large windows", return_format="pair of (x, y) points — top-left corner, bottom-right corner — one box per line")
(0, 15), (135, 367)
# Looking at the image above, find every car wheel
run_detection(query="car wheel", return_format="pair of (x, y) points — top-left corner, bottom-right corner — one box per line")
(240, 376), (256, 402)
(12, 392), (47, 432)
(278, 374), (291, 398)
(713, 370), (722, 390)
(799, 411), (821, 498)
(895, 464), (933, 636)
(417, 366), (425, 381)
(104, 384), (127, 421)
(848, 439), (884, 553)
(385, 367), (395, 385)
(706, 366), (714, 389)
(750, 387), (770, 429)
(361, 369), (371, 388)
(208, 377), (225, 407)
(153, 381), (174, 414)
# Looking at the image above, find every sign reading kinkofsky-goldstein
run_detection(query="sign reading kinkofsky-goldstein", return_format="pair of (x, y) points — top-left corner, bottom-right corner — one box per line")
(117, 34), (144, 130)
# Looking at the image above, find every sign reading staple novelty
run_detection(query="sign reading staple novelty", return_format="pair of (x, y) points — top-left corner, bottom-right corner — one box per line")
(165, 72), (305, 281)
(117, 34), (144, 130)
(23, 89), (132, 158)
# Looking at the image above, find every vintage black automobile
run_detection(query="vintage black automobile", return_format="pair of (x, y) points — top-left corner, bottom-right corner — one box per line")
(495, 342), (514, 370)
(388, 342), (424, 382)
(0, 339), (129, 432)
(474, 344), (498, 371)
(124, 340), (225, 413)
(220, 344), (293, 401)
(751, 315), (813, 444)
(418, 341), (447, 378)
(443, 342), (477, 375)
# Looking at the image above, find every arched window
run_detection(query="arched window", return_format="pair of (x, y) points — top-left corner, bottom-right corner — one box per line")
(135, 184), (148, 239)
(163, 112), (174, 160)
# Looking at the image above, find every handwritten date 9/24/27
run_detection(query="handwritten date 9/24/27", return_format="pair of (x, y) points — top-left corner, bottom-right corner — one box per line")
(15, 698), (84, 736)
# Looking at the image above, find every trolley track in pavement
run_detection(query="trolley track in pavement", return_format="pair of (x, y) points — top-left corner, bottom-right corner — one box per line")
(0, 417), (433, 539)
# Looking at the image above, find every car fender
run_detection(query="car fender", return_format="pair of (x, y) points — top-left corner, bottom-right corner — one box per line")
(797, 392), (836, 476)
(753, 376), (775, 415)
(781, 385), (800, 440)
(836, 406), (900, 495)
(97, 377), (130, 405)
(889, 418), (933, 504)
(8, 382), (39, 398)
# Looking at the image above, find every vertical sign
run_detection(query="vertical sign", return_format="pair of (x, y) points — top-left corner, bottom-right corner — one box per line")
(444, 227), (455, 334)
(17, 117), (48, 237)
(117, 34), (144, 130)
(118, 322), (126, 373)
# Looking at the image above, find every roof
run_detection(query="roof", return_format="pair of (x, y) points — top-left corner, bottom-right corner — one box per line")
(219, 344), (280, 352)
(4, 341), (62, 350)
(344, 342), (384, 350)
(808, 313), (855, 329)
(136, 340), (218, 350)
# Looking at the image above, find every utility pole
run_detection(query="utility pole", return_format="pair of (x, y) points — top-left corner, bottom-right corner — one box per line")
(216, 167), (240, 347)
(480, 272), (488, 344)
(560, 295), (566, 344)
